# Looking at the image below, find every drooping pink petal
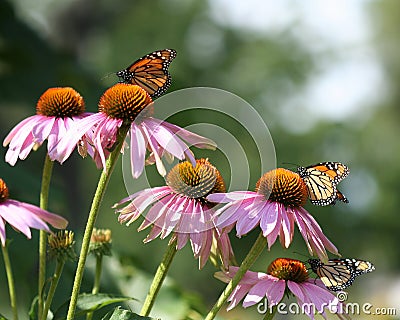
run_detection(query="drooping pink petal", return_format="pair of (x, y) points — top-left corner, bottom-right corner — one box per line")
(0, 217), (6, 246)
(279, 205), (293, 248)
(15, 201), (68, 229)
(242, 280), (269, 308)
(207, 191), (261, 203)
(140, 124), (166, 176)
(4, 116), (40, 165)
(31, 115), (56, 144)
(235, 205), (262, 236)
(155, 119), (217, 149)
(216, 201), (248, 229)
(130, 123), (147, 178)
(138, 199), (170, 231)
(198, 229), (213, 269)
(3, 115), (39, 146)
(0, 203), (33, 238)
(216, 230), (235, 268)
(48, 112), (101, 163)
(142, 119), (187, 159)
(175, 231), (189, 250)
(264, 278), (285, 306)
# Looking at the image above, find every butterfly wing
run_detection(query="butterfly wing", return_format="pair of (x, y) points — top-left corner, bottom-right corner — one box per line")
(297, 166), (337, 206)
(310, 162), (349, 184)
(298, 162), (349, 206)
(117, 49), (177, 98)
(335, 190), (349, 204)
(308, 258), (375, 291)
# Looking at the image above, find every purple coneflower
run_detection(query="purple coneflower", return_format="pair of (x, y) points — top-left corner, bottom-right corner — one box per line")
(207, 168), (339, 261)
(216, 258), (345, 319)
(49, 83), (215, 177)
(3, 87), (90, 165)
(114, 158), (234, 268)
(0, 178), (68, 246)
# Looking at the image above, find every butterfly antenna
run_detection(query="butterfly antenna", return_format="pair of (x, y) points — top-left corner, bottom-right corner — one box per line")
(100, 72), (116, 81)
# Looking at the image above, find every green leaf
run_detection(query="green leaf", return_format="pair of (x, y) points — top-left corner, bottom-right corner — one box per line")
(0, 313), (10, 320)
(101, 307), (159, 320)
(52, 293), (136, 319)
(76, 293), (135, 312)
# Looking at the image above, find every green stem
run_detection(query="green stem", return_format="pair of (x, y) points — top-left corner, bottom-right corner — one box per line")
(41, 259), (65, 320)
(86, 255), (103, 320)
(92, 255), (103, 295)
(262, 304), (278, 320)
(204, 232), (267, 320)
(140, 242), (178, 316)
(2, 241), (18, 320)
(66, 125), (129, 320)
(38, 154), (54, 319)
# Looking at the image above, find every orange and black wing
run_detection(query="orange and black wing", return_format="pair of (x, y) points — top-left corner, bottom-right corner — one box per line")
(308, 258), (375, 291)
(310, 162), (349, 184)
(297, 162), (349, 206)
(297, 166), (337, 206)
(117, 49), (177, 99)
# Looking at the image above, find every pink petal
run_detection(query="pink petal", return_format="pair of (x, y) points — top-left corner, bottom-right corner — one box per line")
(32, 115), (56, 144)
(0, 217), (6, 246)
(242, 281), (269, 308)
(216, 202), (248, 229)
(4, 116), (39, 165)
(130, 123), (147, 178)
(175, 232), (189, 250)
(16, 201), (68, 229)
(235, 209), (262, 236)
(144, 225), (163, 242)
(208, 191), (261, 203)
(264, 279), (285, 306)
(0, 204), (32, 238)
(140, 125), (166, 176)
(3, 115), (38, 146)
(142, 119), (186, 159)
(198, 230), (213, 269)
(48, 113), (100, 163)
(156, 119), (217, 149)
(279, 206), (293, 248)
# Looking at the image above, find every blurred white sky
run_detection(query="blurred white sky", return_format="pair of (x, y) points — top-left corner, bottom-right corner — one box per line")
(209, 0), (385, 132)
(12, 0), (386, 133)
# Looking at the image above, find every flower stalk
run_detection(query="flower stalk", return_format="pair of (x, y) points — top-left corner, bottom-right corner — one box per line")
(41, 259), (65, 320)
(140, 242), (178, 316)
(86, 255), (103, 320)
(204, 232), (267, 320)
(38, 154), (54, 319)
(66, 125), (130, 320)
(2, 241), (18, 320)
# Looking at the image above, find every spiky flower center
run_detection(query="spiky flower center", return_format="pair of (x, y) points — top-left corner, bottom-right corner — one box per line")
(166, 158), (226, 201)
(0, 179), (9, 203)
(267, 258), (309, 283)
(91, 228), (112, 244)
(36, 87), (85, 117)
(98, 83), (153, 122)
(90, 228), (112, 257)
(256, 168), (308, 207)
(48, 230), (76, 261)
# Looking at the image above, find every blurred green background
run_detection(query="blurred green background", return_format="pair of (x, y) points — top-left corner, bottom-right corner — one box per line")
(0, 0), (399, 319)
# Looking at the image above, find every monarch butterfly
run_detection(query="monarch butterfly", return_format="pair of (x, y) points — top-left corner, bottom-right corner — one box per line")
(297, 162), (349, 206)
(116, 49), (177, 99)
(308, 258), (375, 291)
